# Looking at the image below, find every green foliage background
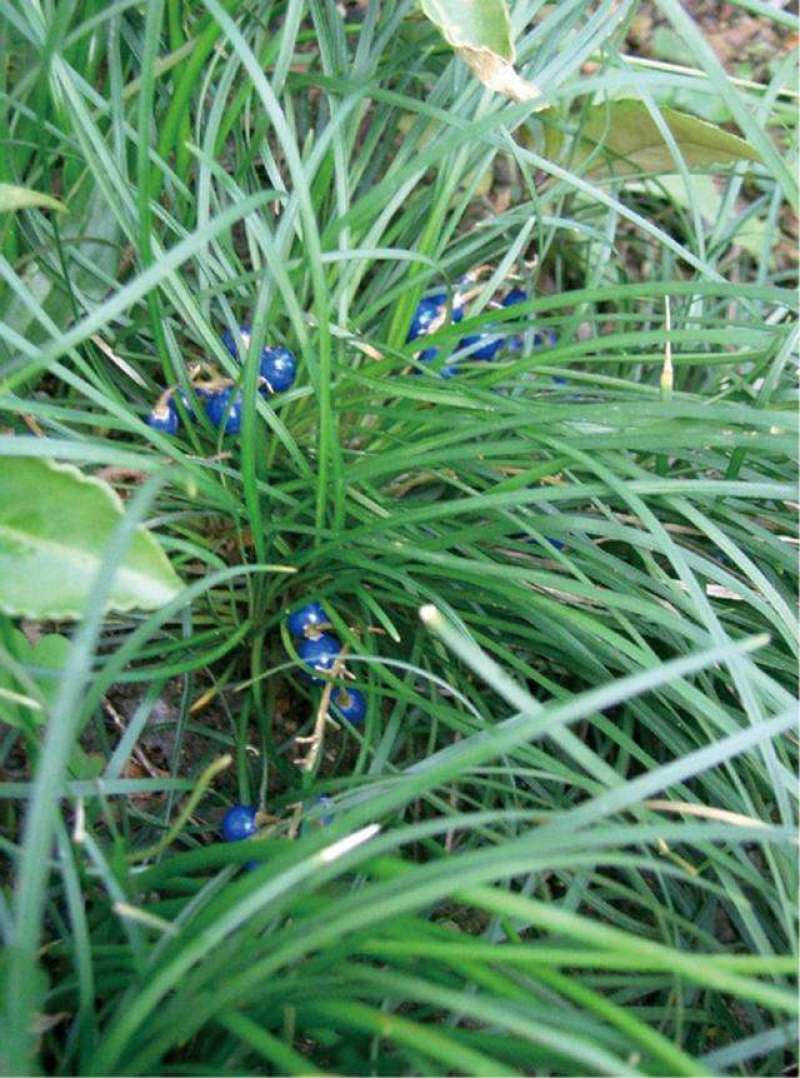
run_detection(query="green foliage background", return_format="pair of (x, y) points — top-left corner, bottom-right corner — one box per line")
(0, 0), (797, 1074)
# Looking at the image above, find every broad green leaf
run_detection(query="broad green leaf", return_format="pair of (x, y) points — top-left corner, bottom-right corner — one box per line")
(0, 629), (71, 728)
(419, 0), (544, 105)
(67, 743), (105, 780)
(0, 458), (182, 619)
(420, 0), (513, 59)
(570, 101), (761, 178)
(0, 184), (66, 214)
(0, 630), (74, 731)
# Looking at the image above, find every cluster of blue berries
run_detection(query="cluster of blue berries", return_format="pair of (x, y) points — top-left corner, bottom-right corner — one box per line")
(287, 601), (366, 726)
(217, 605), (364, 857)
(407, 281), (556, 378)
(147, 325), (297, 435)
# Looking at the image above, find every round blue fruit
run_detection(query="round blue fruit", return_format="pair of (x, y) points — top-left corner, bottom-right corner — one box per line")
(147, 395), (179, 434)
(414, 358), (459, 378)
(416, 346), (439, 364)
(314, 795), (335, 826)
(184, 386), (215, 415)
(501, 288), (528, 308)
(406, 290), (464, 368)
(221, 324), (252, 359)
(221, 804), (258, 842)
(297, 633), (342, 683)
(300, 795), (335, 835)
(223, 327), (296, 395)
(260, 346), (297, 394)
(501, 289), (528, 353)
(458, 332), (504, 361)
(205, 385), (243, 434)
(287, 602), (331, 640)
(312, 797), (334, 827)
(534, 328), (558, 349)
(407, 294), (444, 343)
(332, 686), (366, 725)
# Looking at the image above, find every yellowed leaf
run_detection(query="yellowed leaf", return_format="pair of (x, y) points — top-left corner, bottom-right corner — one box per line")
(458, 46), (545, 106)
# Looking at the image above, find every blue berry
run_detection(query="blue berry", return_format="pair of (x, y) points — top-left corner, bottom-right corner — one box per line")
(458, 332), (504, 361)
(332, 686), (366, 726)
(205, 385), (243, 434)
(457, 290), (527, 363)
(221, 804), (258, 842)
(147, 394), (179, 434)
(501, 288), (528, 308)
(300, 795), (335, 835)
(316, 793), (334, 823)
(287, 602), (331, 640)
(416, 346), (439, 364)
(407, 294), (443, 343)
(223, 327), (296, 395)
(260, 346), (297, 394)
(535, 328), (558, 349)
(415, 359), (461, 379)
(182, 386), (215, 416)
(500, 290), (558, 354)
(501, 290), (529, 353)
(297, 633), (342, 683)
(407, 290), (464, 367)
(221, 324), (252, 359)
(314, 795), (335, 826)
(509, 325), (556, 355)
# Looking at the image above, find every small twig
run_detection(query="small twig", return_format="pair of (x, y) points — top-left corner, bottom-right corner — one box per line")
(293, 647), (350, 773)
(103, 697), (163, 779)
(285, 801), (305, 840)
(22, 414), (44, 437)
(645, 799), (770, 829)
(656, 836), (698, 877)
(353, 341), (384, 361)
(186, 360), (219, 381)
(189, 685), (219, 714)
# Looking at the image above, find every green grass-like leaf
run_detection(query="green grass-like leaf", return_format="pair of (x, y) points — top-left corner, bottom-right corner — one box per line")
(0, 0), (796, 1074)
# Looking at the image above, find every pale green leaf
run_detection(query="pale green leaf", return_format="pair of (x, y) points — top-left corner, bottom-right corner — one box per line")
(0, 184), (66, 214)
(419, 0), (513, 60)
(67, 744), (106, 780)
(0, 629), (71, 728)
(419, 0), (544, 105)
(0, 458), (182, 619)
(572, 101), (761, 178)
